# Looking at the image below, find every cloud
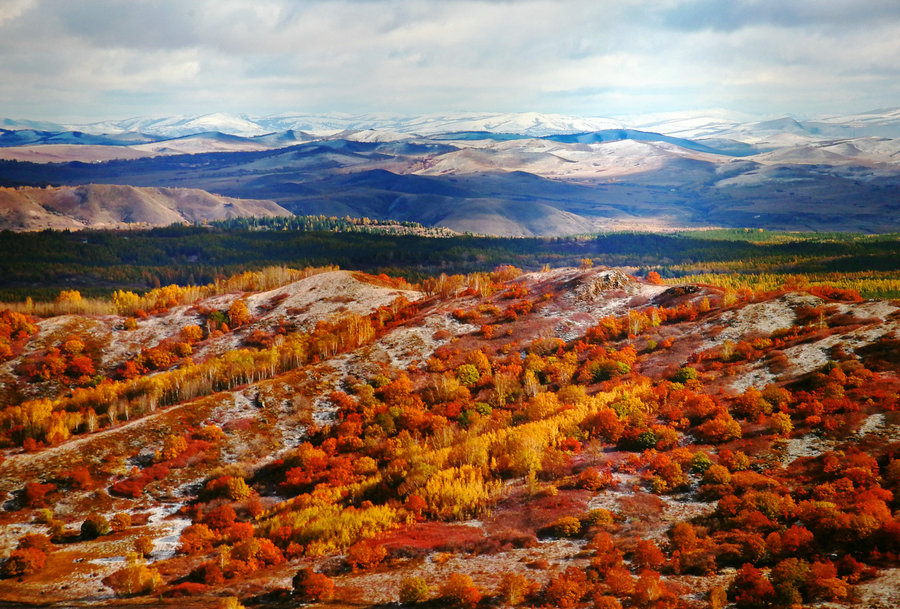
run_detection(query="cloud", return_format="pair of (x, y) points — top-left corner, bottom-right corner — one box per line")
(0, 0), (898, 120)
(657, 0), (900, 32)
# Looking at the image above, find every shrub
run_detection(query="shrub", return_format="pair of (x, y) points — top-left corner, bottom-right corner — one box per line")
(769, 412), (793, 436)
(671, 366), (698, 383)
(497, 572), (534, 605)
(134, 535), (154, 557)
(104, 554), (162, 596)
(576, 467), (613, 491)
(345, 540), (386, 571)
(16, 534), (53, 554)
(439, 573), (482, 609)
(728, 563), (774, 609)
(203, 504), (237, 530)
(81, 513), (111, 539)
(550, 516), (582, 538)
(632, 539), (666, 570)
(399, 576), (430, 604)
(690, 451), (712, 474)
(164, 582), (211, 597)
(110, 512), (132, 532)
(593, 595), (622, 609)
(543, 567), (589, 607)
(583, 509), (615, 527)
(0, 547), (46, 577)
(22, 482), (56, 508)
(770, 557), (810, 606)
(292, 568), (334, 602)
(456, 364), (481, 386)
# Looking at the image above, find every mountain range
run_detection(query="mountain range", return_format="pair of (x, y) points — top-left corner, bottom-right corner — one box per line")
(0, 110), (898, 235)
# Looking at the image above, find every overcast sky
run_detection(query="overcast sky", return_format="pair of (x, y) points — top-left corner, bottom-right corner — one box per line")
(1, 0), (899, 122)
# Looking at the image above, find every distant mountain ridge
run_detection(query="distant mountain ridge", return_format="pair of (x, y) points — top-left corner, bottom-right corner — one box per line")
(4, 108), (900, 140)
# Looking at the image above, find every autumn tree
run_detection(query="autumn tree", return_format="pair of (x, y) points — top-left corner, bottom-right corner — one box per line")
(228, 300), (251, 328)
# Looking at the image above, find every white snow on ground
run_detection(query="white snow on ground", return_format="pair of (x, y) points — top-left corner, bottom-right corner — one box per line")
(587, 474), (714, 541)
(727, 363), (777, 393)
(205, 391), (257, 429)
(538, 268), (668, 342)
(712, 294), (898, 392)
(312, 390), (341, 428)
(703, 292), (821, 349)
(0, 522), (45, 555)
(780, 321), (894, 378)
(244, 270), (423, 331)
(98, 270), (424, 366)
(101, 305), (203, 369)
(376, 313), (476, 370)
(856, 412), (899, 441)
(144, 502), (193, 563)
(341, 539), (587, 605)
(776, 434), (833, 464)
(853, 567), (900, 609)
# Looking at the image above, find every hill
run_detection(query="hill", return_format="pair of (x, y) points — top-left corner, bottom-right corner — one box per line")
(2, 109), (900, 235)
(0, 264), (897, 607)
(0, 184), (291, 231)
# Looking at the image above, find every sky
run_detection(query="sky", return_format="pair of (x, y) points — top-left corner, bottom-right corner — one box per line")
(1, 0), (899, 122)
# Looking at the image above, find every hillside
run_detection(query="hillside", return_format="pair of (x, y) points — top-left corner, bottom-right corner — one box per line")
(0, 265), (897, 608)
(0, 184), (291, 231)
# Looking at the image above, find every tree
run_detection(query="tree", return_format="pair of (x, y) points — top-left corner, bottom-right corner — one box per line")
(633, 539), (666, 570)
(455, 364), (480, 386)
(497, 572), (534, 605)
(229, 300), (251, 327)
(728, 563), (774, 609)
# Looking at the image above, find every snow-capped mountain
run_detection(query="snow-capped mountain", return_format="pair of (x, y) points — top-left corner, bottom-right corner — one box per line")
(1, 108), (896, 144)
(60, 111), (627, 138)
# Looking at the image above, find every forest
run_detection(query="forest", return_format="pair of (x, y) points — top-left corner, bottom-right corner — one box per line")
(0, 222), (898, 301)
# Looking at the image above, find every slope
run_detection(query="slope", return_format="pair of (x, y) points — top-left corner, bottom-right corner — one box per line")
(0, 184), (291, 231)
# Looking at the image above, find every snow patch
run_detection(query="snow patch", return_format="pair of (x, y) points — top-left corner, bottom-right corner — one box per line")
(144, 502), (193, 562)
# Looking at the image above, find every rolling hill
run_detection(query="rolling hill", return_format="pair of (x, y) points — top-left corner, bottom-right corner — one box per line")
(0, 184), (290, 231)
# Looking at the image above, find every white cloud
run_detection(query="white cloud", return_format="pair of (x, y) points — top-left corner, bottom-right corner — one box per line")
(0, 0), (898, 120)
